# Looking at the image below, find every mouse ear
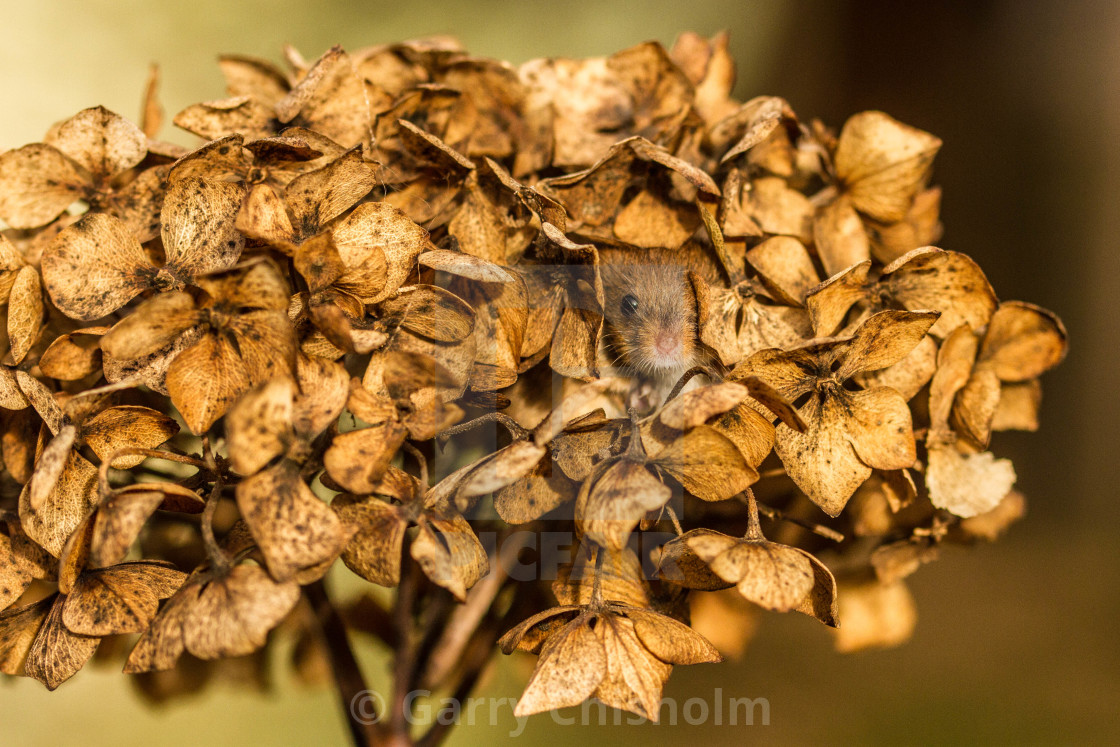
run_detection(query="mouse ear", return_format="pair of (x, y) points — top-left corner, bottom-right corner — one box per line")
(687, 270), (709, 327)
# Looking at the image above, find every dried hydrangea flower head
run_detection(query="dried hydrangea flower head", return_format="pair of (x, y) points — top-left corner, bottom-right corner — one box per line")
(0, 31), (1066, 745)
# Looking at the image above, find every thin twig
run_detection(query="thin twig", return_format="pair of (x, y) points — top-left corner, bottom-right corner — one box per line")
(756, 502), (845, 543)
(665, 365), (720, 402)
(401, 442), (429, 489)
(98, 446), (206, 499)
(664, 504), (685, 537)
(199, 468), (227, 573)
(436, 411), (529, 443)
(741, 488), (764, 541)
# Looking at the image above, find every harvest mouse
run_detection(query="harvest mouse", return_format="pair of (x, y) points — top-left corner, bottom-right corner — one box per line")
(597, 246), (718, 395)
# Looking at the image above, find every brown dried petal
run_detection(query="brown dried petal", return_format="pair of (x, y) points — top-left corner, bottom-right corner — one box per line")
(881, 247), (998, 337)
(323, 422), (408, 494)
(121, 577), (200, 673)
(955, 490), (1026, 541)
(456, 440), (547, 505)
(613, 190), (699, 249)
(165, 333), (250, 434)
(834, 580), (917, 653)
(493, 459), (575, 524)
(81, 405), (180, 468)
(0, 144), (85, 229)
(513, 616), (606, 717)
(236, 461), (346, 583)
(703, 538), (815, 612)
(284, 148), (375, 238)
(380, 285), (474, 343)
(7, 266), (43, 365)
(656, 530), (733, 590)
(813, 197), (871, 278)
(100, 291), (200, 362)
(41, 212), (154, 320)
(855, 334), (938, 402)
(45, 106), (147, 179)
(226, 378), (295, 475)
(656, 382), (750, 430)
(38, 327), (107, 381)
(805, 260), (872, 337)
(275, 47), (372, 147)
(776, 388), (914, 517)
(978, 302), (1067, 382)
(219, 54), (289, 103)
(292, 354), (349, 438)
(744, 176), (813, 241)
(952, 367), (1001, 447)
(411, 516), (488, 602)
(236, 183), (296, 244)
(836, 309), (940, 380)
(990, 380), (1042, 432)
(592, 613), (670, 721)
(711, 402), (776, 468)
(577, 459), (671, 551)
(173, 96), (276, 142)
(651, 425), (758, 501)
(333, 495), (407, 587)
(0, 367), (29, 410)
(19, 451), (98, 557)
(0, 597), (52, 675)
(794, 552), (840, 627)
(182, 565), (300, 659)
(25, 594), (99, 690)
(87, 490), (164, 568)
(28, 424), (78, 512)
(419, 249), (516, 284)
(746, 236), (820, 306)
(161, 177), (245, 276)
(334, 202), (432, 304)
(15, 371), (63, 433)
(834, 111), (941, 223)
(62, 561), (185, 636)
(0, 518), (38, 610)
(555, 547), (650, 609)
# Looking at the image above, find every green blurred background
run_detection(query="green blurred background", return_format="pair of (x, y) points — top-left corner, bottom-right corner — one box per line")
(2, 0), (1116, 744)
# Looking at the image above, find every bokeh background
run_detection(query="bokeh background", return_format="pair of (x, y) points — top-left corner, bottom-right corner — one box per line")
(2, 0), (1116, 744)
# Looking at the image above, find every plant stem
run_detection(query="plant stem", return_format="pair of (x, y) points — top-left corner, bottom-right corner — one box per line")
(306, 579), (381, 747)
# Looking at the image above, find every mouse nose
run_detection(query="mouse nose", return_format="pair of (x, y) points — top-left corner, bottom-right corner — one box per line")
(653, 330), (682, 359)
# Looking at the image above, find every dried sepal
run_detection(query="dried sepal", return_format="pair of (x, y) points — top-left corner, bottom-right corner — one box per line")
(124, 565), (300, 672)
(925, 442), (1016, 518)
(235, 460), (347, 583)
(24, 594), (100, 690)
(833, 579), (917, 653)
(676, 528), (837, 624)
(833, 111), (941, 223)
(61, 561), (185, 636)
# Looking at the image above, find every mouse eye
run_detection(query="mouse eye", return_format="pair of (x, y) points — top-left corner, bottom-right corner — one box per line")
(620, 294), (639, 317)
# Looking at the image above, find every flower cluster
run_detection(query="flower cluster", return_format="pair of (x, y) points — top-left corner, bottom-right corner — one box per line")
(0, 33), (1064, 737)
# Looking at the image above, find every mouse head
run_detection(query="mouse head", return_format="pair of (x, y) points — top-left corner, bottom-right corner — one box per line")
(600, 261), (699, 379)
